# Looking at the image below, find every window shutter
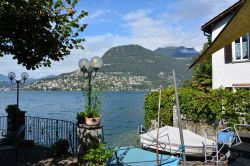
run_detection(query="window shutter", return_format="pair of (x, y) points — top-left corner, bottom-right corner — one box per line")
(224, 44), (232, 64)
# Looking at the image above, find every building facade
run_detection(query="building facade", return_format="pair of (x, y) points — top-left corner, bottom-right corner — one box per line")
(202, 1), (250, 90)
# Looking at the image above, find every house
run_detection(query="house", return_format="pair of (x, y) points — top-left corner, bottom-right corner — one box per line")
(191, 0), (250, 90)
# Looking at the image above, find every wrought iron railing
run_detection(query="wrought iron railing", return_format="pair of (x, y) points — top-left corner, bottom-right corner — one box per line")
(0, 116), (7, 136)
(0, 116), (78, 155)
(25, 116), (78, 155)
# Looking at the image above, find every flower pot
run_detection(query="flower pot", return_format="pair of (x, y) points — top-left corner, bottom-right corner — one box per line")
(85, 116), (101, 126)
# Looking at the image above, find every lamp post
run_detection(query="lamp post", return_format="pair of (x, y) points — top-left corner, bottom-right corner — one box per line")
(78, 56), (103, 107)
(8, 72), (29, 108)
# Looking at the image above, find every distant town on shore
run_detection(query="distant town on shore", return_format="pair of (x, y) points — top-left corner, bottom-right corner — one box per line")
(0, 45), (198, 92)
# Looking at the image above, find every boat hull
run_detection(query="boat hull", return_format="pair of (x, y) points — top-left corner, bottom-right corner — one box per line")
(108, 146), (179, 166)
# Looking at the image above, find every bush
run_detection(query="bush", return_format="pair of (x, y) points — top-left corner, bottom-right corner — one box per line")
(144, 87), (250, 128)
(52, 139), (69, 157)
(82, 144), (113, 166)
(76, 112), (86, 124)
(5, 104), (21, 113)
(144, 87), (174, 128)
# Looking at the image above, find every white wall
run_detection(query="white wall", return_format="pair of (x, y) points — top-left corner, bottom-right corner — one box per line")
(211, 15), (250, 89)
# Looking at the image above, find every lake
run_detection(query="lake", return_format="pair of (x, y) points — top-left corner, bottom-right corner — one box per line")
(0, 91), (147, 146)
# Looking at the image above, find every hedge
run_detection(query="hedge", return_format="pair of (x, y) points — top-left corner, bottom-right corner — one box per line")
(144, 87), (250, 128)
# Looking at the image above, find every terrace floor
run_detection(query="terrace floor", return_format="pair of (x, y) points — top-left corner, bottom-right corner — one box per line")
(0, 146), (77, 166)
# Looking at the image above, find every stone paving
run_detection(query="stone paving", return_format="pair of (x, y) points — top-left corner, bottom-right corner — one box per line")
(0, 146), (78, 166)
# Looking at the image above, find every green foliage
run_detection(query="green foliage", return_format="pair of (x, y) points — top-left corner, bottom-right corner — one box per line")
(84, 105), (101, 118)
(76, 111), (86, 124)
(76, 91), (103, 123)
(82, 144), (113, 166)
(144, 87), (174, 128)
(0, 0), (88, 69)
(84, 91), (102, 118)
(191, 43), (212, 91)
(52, 139), (69, 157)
(246, 112), (250, 124)
(5, 104), (21, 113)
(144, 87), (250, 127)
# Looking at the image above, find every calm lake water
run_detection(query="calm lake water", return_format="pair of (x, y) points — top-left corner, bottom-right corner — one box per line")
(0, 91), (147, 146)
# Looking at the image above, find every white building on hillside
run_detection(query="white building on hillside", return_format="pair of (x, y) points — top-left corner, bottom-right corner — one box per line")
(201, 0), (250, 90)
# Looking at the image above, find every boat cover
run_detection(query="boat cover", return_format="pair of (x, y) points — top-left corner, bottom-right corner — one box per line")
(140, 126), (215, 156)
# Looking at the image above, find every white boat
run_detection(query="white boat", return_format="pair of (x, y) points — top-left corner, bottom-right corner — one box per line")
(140, 125), (216, 157)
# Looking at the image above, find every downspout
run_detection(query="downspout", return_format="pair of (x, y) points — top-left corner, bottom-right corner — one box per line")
(203, 31), (212, 45)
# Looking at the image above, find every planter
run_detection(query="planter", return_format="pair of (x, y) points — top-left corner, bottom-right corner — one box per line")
(7, 111), (26, 139)
(85, 116), (101, 126)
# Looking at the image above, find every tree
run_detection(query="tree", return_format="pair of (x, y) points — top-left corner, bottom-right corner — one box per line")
(0, 0), (88, 70)
(191, 43), (212, 91)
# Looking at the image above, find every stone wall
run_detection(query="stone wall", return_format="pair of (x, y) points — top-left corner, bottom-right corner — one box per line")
(77, 124), (104, 162)
(182, 120), (227, 140)
(151, 119), (227, 140)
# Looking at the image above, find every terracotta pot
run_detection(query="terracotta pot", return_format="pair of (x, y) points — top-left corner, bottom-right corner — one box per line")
(85, 116), (101, 126)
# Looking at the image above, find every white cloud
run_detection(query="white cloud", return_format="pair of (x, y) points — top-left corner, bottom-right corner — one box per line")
(163, 0), (238, 22)
(83, 9), (114, 23)
(0, 34), (129, 78)
(84, 33), (130, 57)
(122, 9), (206, 51)
(0, 53), (80, 79)
(0, 0), (239, 78)
(88, 9), (111, 19)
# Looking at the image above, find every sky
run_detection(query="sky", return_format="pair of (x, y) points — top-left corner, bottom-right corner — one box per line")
(0, 0), (238, 79)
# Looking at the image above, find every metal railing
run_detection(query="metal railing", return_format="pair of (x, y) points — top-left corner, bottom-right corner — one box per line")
(0, 116), (78, 155)
(0, 116), (7, 135)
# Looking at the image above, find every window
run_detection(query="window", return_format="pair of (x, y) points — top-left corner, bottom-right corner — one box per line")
(233, 33), (249, 61)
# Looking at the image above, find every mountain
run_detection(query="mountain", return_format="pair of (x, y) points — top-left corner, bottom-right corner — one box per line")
(25, 44), (193, 91)
(0, 73), (36, 89)
(154, 46), (199, 58)
(100, 44), (192, 86)
(0, 74), (8, 82)
(40, 75), (56, 79)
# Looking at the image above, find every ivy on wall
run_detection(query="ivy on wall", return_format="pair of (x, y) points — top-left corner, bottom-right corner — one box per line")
(144, 87), (250, 128)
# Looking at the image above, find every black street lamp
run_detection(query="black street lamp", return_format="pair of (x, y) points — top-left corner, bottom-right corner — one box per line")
(8, 72), (29, 108)
(78, 56), (103, 107)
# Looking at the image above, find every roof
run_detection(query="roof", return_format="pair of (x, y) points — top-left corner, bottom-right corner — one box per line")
(201, 0), (244, 34)
(190, 0), (250, 68)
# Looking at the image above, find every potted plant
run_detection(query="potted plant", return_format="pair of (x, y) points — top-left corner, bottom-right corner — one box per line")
(77, 91), (103, 126)
(84, 104), (101, 126)
(5, 104), (21, 113)
(81, 143), (113, 166)
(77, 106), (101, 126)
